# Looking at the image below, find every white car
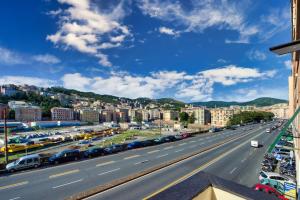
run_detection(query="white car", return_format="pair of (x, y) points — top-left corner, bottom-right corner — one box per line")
(265, 128), (271, 133)
(251, 140), (259, 148)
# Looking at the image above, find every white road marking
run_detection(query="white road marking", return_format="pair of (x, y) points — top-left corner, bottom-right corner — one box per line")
(156, 154), (168, 158)
(96, 161), (116, 167)
(164, 146), (174, 150)
(178, 143), (186, 146)
(147, 150), (160, 154)
(52, 179), (83, 189)
(134, 160), (149, 165)
(124, 155), (140, 160)
(98, 168), (121, 176)
(189, 140), (196, 143)
(175, 149), (184, 153)
(230, 167), (237, 174)
(9, 197), (21, 200)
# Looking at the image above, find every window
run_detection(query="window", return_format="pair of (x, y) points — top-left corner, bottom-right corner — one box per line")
(19, 160), (25, 165)
(27, 159), (33, 164)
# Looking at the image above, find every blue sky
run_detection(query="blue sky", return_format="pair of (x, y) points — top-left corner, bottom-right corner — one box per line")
(0, 0), (292, 102)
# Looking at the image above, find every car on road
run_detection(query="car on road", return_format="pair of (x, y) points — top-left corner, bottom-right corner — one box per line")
(253, 184), (288, 200)
(49, 149), (81, 164)
(6, 154), (41, 173)
(84, 147), (106, 158)
(265, 128), (271, 133)
(251, 140), (259, 148)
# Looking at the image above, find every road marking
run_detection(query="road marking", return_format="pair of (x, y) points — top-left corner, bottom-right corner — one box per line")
(178, 143), (186, 146)
(189, 141), (196, 143)
(49, 169), (80, 179)
(124, 155), (140, 160)
(143, 127), (267, 199)
(0, 181), (28, 190)
(147, 150), (160, 154)
(134, 160), (149, 165)
(9, 197), (21, 200)
(164, 146), (174, 150)
(156, 154), (168, 158)
(175, 149), (184, 153)
(230, 167), (237, 174)
(96, 160), (116, 167)
(52, 179), (83, 189)
(98, 168), (120, 176)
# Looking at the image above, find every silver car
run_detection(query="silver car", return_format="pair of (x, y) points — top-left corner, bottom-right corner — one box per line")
(6, 154), (41, 173)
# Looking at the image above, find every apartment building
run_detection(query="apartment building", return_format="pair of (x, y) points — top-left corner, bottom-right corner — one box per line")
(163, 110), (179, 121)
(0, 104), (8, 120)
(210, 108), (234, 127)
(15, 106), (42, 122)
(182, 106), (211, 125)
(51, 107), (74, 121)
(149, 109), (161, 120)
(79, 109), (99, 123)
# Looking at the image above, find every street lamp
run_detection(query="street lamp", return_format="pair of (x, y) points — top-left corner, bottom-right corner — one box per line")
(269, 39), (300, 55)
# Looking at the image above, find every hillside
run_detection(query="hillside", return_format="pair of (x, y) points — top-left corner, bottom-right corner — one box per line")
(191, 97), (288, 108)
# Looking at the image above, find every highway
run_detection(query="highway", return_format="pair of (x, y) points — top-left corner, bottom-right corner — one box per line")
(0, 123), (277, 200)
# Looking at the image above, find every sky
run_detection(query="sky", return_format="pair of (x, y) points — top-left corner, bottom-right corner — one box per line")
(0, 0), (292, 102)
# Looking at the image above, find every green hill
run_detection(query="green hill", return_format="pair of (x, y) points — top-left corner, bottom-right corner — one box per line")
(191, 97), (288, 108)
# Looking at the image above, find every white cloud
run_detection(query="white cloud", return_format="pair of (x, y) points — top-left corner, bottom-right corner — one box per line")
(0, 47), (25, 65)
(0, 76), (56, 88)
(61, 65), (276, 101)
(138, 0), (258, 43)
(246, 50), (267, 61)
(47, 0), (131, 67)
(158, 27), (180, 37)
(284, 60), (292, 69)
(33, 54), (61, 64)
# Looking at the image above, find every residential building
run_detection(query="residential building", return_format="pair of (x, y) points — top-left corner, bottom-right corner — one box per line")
(15, 106), (42, 122)
(51, 107), (74, 121)
(0, 104), (8, 120)
(79, 109), (99, 123)
(182, 106), (211, 125)
(163, 110), (179, 121)
(142, 110), (149, 122)
(0, 85), (17, 96)
(210, 108), (234, 127)
(8, 101), (28, 109)
(101, 110), (114, 122)
(149, 109), (161, 120)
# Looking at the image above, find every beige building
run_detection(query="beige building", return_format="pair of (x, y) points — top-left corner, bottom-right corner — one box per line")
(163, 110), (179, 121)
(51, 107), (74, 121)
(101, 110), (114, 122)
(15, 106), (42, 122)
(182, 107), (211, 125)
(210, 108), (234, 127)
(259, 103), (289, 119)
(79, 109), (99, 123)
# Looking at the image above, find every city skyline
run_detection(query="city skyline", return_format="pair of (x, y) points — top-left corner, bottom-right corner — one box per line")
(0, 0), (291, 102)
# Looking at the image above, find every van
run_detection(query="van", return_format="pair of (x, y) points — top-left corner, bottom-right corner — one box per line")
(251, 140), (259, 148)
(6, 154), (41, 173)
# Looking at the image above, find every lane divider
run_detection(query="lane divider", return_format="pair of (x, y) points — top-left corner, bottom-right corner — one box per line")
(123, 155), (140, 160)
(49, 169), (80, 179)
(66, 126), (266, 200)
(96, 161), (115, 167)
(0, 181), (28, 190)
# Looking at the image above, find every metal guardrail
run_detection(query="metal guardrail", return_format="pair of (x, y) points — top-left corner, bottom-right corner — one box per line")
(268, 107), (300, 153)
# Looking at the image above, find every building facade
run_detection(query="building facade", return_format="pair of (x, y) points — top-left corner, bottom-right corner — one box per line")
(79, 109), (99, 123)
(210, 108), (234, 127)
(51, 107), (74, 121)
(163, 110), (179, 121)
(15, 106), (42, 122)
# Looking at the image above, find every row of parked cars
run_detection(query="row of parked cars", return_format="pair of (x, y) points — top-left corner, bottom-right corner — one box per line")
(5, 132), (192, 173)
(254, 130), (295, 200)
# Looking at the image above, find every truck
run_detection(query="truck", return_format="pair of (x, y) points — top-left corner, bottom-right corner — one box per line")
(251, 140), (259, 148)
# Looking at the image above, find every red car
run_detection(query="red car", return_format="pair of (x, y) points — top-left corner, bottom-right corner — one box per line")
(180, 132), (191, 138)
(253, 183), (288, 200)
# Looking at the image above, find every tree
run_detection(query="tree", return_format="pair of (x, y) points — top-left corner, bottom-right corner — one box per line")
(133, 116), (143, 123)
(179, 112), (189, 122)
(188, 113), (196, 124)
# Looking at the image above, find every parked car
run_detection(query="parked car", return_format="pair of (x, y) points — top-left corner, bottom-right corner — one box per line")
(274, 152), (291, 161)
(181, 132), (192, 138)
(105, 144), (126, 153)
(6, 154), (41, 173)
(127, 141), (143, 149)
(84, 147), (106, 158)
(164, 135), (177, 142)
(259, 171), (296, 186)
(174, 134), (183, 140)
(49, 149), (81, 164)
(253, 184), (288, 200)
(140, 139), (156, 147)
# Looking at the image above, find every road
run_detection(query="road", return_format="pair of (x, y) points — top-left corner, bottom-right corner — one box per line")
(0, 123), (276, 200)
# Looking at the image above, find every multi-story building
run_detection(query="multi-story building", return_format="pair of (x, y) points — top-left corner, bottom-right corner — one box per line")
(163, 110), (179, 121)
(15, 106), (42, 122)
(51, 107), (74, 121)
(210, 108), (234, 127)
(149, 109), (161, 120)
(101, 110), (114, 122)
(142, 110), (149, 122)
(0, 85), (17, 96)
(79, 109), (99, 123)
(182, 106), (211, 125)
(8, 101), (28, 109)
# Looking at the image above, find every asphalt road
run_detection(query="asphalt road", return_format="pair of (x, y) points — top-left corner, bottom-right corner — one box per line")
(0, 123), (276, 200)
(87, 123), (279, 200)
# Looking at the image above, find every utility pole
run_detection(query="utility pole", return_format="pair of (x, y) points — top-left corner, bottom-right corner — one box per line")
(4, 108), (8, 164)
